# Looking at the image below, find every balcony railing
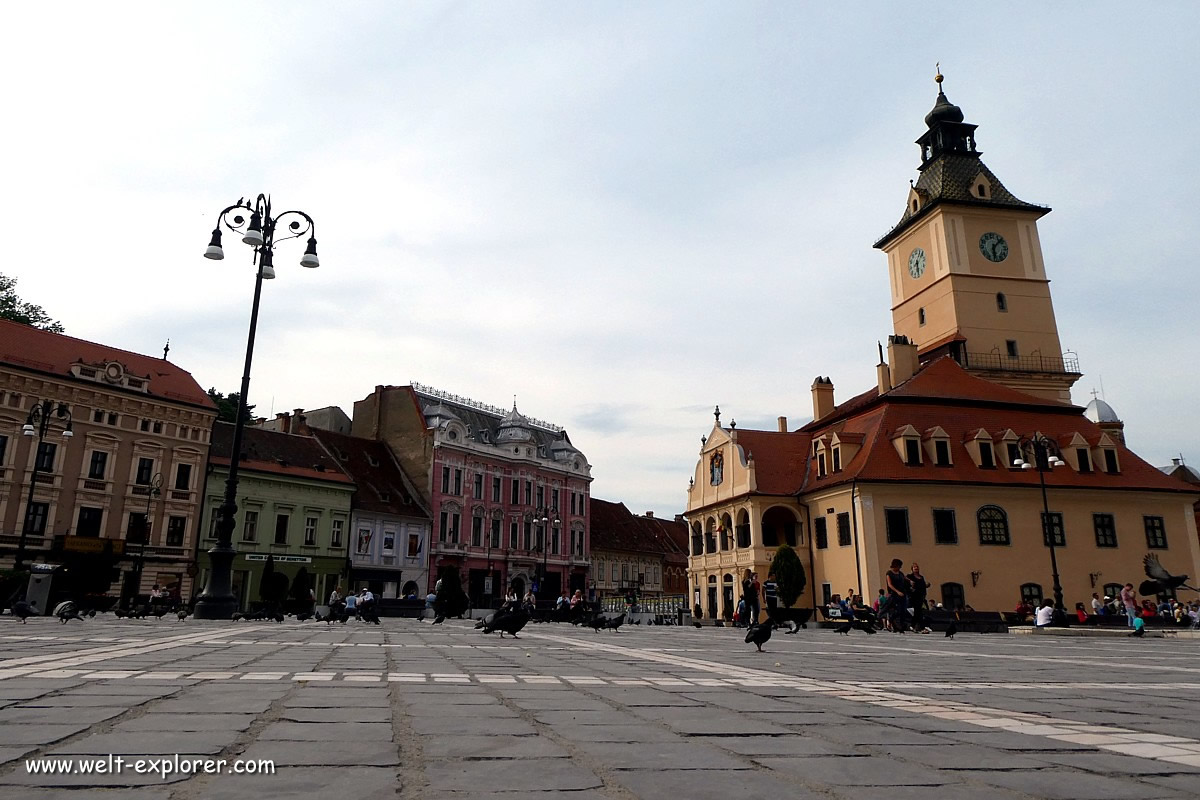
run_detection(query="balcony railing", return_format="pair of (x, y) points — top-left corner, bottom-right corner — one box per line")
(964, 351), (1081, 375)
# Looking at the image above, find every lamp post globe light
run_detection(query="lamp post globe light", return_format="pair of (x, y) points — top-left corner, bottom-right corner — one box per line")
(16, 400), (73, 571)
(133, 473), (163, 597)
(1013, 433), (1067, 623)
(535, 506), (560, 600)
(193, 194), (320, 620)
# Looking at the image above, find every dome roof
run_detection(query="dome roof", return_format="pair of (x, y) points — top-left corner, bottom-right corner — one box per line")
(1084, 398), (1121, 423)
(925, 90), (965, 127)
(495, 404), (535, 443)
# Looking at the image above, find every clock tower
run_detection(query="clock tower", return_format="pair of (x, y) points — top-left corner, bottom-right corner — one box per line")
(873, 73), (1080, 403)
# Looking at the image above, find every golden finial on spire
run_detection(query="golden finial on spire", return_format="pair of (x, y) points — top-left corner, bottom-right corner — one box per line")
(935, 62), (943, 86)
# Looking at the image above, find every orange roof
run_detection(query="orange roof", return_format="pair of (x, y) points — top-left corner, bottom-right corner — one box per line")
(730, 429), (813, 495)
(0, 319), (214, 409)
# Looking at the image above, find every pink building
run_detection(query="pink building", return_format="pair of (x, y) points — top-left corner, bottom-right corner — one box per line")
(351, 383), (592, 607)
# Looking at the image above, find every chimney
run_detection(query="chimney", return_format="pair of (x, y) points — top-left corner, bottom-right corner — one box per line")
(777, 416), (788, 433)
(811, 377), (835, 422)
(644, 511), (655, 519)
(887, 335), (920, 385)
(275, 411), (290, 434)
(1172, 458), (1182, 467)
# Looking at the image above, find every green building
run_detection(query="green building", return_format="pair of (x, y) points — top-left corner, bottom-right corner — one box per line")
(195, 421), (354, 610)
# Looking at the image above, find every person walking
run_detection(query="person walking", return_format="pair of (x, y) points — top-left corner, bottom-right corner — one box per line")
(884, 559), (910, 632)
(1120, 583), (1138, 628)
(907, 563), (931, 633)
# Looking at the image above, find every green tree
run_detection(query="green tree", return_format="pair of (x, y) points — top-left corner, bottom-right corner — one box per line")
(207, 388), (254, 423)
(1, 273), (64, 332)
(770, 544), (807, 608)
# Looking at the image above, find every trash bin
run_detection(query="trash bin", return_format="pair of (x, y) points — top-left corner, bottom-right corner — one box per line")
(25, 564), (62, 616)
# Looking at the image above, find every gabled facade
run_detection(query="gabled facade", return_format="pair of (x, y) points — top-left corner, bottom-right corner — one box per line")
(309, 426), (431, 599)
(589, 498), (689, 603)
(351, 383), (592, 607)
(0, 320), (216, 599)
(197, 422), (354, 610)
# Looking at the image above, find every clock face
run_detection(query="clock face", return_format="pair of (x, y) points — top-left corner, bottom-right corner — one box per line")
(979, 232), (1009, 262)
(908, 247), (926, 279)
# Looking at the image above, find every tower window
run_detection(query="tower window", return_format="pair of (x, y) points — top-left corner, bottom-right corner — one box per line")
(977, 184), (987, 198)
(1005, 340), (1019, 358)
(918, 307), (926, 326)
(911, 199), (918, 212)
(996, 293), (1007, 312)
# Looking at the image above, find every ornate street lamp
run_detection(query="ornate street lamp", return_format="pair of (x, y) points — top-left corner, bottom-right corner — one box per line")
(193, 194), (319, 619)
(1014, 433), (1067, 623)
(535, 506), (560, 598)
(16, 400), (73, 571)
(133, 473), (164, 592)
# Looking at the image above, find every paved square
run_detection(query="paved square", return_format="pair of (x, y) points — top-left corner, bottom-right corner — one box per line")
(1, 617), (1199, 798)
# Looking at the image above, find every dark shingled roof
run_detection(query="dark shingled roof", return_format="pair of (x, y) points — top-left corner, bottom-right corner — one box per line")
(590, 498), (688, 564)
(310, 428), (429, 518)
(211, 421), (353, 484)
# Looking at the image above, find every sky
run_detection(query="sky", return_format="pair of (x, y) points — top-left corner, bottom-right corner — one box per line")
(3, 3), (1198, 517)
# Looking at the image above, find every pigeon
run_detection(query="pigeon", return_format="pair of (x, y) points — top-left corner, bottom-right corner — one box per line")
(588, 614), (608, 632)
(481, 607), (529, 638)
(176, 610), (189, 621)
(152, 606), (170, 620)
(432, 615), (445, 625)
(54, 601), (83, 624)
(692, 621), (703, 629)
(836, 624), (850, 636)
(944, 621), (957, 639)
(112, 608), (128, 619)
(605, 613), (625, 633)
(295, 611), (313, 622)
(232, 612), (244, 622)
(11, 601), (35, 623)
(273, 613), (284, 624)
(745, 622), (772, 652)
(1139, 553), (1198, 597)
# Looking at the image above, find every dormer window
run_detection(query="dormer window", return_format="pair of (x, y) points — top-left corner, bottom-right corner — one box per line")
(1077, 448), (1092, 473)
(977, 184), (987, 198)
(1006, 442), (1021, 467)
(817, 452), (827, 478)
(979, 441), (995, 468)
(1103, 449), (1119, 473)
(911, 199), (918, 212)
(832, 447), (841, 472)
(904, 439), (921, 466)
(934, 440), (951, 467)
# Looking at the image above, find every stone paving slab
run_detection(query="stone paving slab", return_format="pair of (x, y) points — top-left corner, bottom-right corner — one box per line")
(188, 766), (399, 799)
(238, 740), (401, 766)
(50, 731), (238, 756)
(425, 759), (603, 792)
(758, 754), (953, 786)
(258, 722), (393, 741)
(612, 766), (823, 799)
(421, 734), (570, 759)
(0, 723), (95, 746)
(114, 713), (256, 732)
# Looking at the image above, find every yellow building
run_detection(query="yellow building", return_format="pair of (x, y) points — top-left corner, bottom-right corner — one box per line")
(685, 78), (1200, 620)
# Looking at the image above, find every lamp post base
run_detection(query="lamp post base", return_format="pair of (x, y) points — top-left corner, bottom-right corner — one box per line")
(193, 544), (238, 620)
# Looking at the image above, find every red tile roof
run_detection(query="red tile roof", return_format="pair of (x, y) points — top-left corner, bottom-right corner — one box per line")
(210, 422), (354, 484)
(590, 498), (688, 560)
(310, 428), (428, 518)
(0, 319), (215, 409)
(729, 429), (813, 495)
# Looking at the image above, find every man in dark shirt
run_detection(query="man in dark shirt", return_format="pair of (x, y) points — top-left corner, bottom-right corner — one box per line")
(907, 563), (931, 633)
(884, 559), (910, 632)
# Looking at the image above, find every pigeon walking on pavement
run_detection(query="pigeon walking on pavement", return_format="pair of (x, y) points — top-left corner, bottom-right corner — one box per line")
(745, 622), (772, 652)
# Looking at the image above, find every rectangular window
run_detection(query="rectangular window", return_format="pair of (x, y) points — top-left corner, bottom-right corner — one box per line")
(24, 501), (49, 536)
(510, 521), (519, 549)
(357, 528), (373, 554)
(551, 529), (559, 555)
(383, 529), (395, 554)
(552, 488), (559, 510)
(166, 516), (186, 547)
(536, 486), (545, 508)
(832, 447), (841, 472)
(88, 450), (108, 479)
(904, 439), (921, 466)
(406, 534), (419, 558)
(814, 517), (828, 549)
(523, 521), (532, 550)
(274, 513), (289, 545)
(979, 442), (995, 468)
(1077, 448), (1092, 473)
(441, 466), (450, 494)
(140, 419), (150, 432)
(107, 412), (118, 426)
(93, 409), (104, 423)
(0, 434), (7, 464)
(508, 478), (518, 504)
(243, 510), (258, 542)
(304, 516), (318, 546)
(580, 495), (586, 517)
(453, 469), (462, 496)
(1006, 443), (1021, 468)
(331, 518), (343, 548)
(1144, 516), (1167, 549)
(175, 463), (192, 491)
(472, 516), (483, 547)
(934, 440), (951, 466)
(570, 492), (577, 515)
(524, 480), (532, 505)
(817, 453), (827, 477)
(884, 508), (910, 544)
(933, 508), (958, 544)
(821, 583), (833, 606)
(490, 519), (502, 548)
(208, 513), (219, 540)
(1093, 513), (1117, 548)
(1104, 450), (1119, 473)
(473, 474), (484, 500)
(36, 441), (57, 471)
(439, 512), (448, 543)
(1042, 511), (1065, 547)
(127, 512), (148, 544)
(492, 476), (501, 502)
(1006, 339), (1019, 358)
(612, 564), (619, 581)
(836, 512), (851, 547)
(136, 457), (154, 485)
(77, 506), (103, 538)
(449, 513), (460, 544)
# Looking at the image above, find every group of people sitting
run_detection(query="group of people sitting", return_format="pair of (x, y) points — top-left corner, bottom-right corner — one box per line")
(327, 586), (379, 623)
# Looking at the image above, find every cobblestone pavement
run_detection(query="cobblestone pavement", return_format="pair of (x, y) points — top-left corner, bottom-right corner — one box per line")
(2, 616), (1200, 799)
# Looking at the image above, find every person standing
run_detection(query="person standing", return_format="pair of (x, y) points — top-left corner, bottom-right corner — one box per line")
(884, 559), (910, 632)
(763, 572), (779, 627)
(1090, 592), (1103, 616)
(1120, 583), (1138, 628)
(748, 573), (762, 626)
(907, 563), (931, 633)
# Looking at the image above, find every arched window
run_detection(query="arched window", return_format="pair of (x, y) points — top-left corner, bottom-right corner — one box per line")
(996, 292), (1007, 312)
(704, 519), (717, 554)
(1020, 583), (1043, 605)
(1102, 583), (1123, 601)
(911, 198), (919, 212)
(978, 505), (1010, 545)
(918, 307), (926, 326)
(977, 183), (988, 198)
(761, 506), (798, 548)
(940, 582), (965, 611)
(719, 513), (733, 551)
(691, 522), (703, 557)
(736, 509), (751, 548)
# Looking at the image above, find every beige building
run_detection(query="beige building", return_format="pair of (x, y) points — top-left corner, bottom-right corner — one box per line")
(684, 80), (1200, 619)
(0, 320), (216, 599)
